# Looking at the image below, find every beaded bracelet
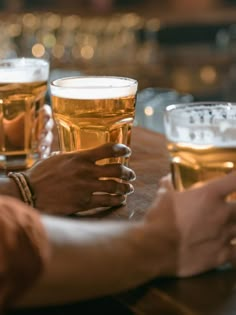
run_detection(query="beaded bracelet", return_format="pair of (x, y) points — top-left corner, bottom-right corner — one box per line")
(8, 172), (36, 208)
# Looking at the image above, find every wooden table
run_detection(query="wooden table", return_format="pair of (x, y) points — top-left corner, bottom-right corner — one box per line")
(8, 126), (236, 315)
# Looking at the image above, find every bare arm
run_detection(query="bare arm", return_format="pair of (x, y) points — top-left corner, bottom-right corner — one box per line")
(16, 216), (157, 307)
(15, 172), (236, 308)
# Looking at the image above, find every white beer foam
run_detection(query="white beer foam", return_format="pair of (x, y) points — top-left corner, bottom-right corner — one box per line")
(165, 104), (236, 146)
(51, 77), (138, 99)
(167, 126), (236, 147)
(0, 58), (49, 83)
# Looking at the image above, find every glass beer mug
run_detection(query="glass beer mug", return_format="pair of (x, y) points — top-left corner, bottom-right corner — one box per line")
(0, 58), (49, 171)
(50, 76), (138, 166)
(164, 102), (236, 192)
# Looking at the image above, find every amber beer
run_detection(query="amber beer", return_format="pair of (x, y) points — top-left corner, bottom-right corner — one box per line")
(164, 102), (236, 193)
(50, 76), (138, 165)
(0, 58), (49, 170)
(168, 142), (236, 191)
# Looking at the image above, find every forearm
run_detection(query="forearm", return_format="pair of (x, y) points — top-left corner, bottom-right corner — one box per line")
(0, 197), (50, 310)
(16, 215), (160, 307)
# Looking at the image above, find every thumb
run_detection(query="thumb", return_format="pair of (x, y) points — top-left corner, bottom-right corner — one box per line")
(157, 173), (174, 194)
(146, 173), (175, 220)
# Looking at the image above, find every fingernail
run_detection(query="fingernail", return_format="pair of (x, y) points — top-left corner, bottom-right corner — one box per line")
(112, 144), (131, 157)
(124, 148), (132, 157)
(127, 184), (134, 195)
(121, 198), (127, 205)
(129, 171), (136, 181)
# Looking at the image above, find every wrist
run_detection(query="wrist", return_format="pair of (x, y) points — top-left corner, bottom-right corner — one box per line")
(7, 177), (24, 201)
(8, 172), (36, 207)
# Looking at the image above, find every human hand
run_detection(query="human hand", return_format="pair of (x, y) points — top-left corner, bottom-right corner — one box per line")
(23, 143), (136, 215)
(143, 173), (236, 278)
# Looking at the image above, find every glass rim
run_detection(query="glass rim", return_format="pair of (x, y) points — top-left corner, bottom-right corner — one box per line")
(164, 101), (236, 117)
(50, 75), (138, 89)
(165, 101), (236, 114)
(164, 101), (236, 145)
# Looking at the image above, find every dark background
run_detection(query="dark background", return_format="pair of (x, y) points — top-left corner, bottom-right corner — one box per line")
(1, 0), (236, 102)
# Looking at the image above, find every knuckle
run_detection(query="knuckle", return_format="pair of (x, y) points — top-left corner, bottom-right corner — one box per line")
(81, 194), (91, 206)
(115, 182), (125, 194)
(107, 180), (119, 193)
(112, 194), (126, 205)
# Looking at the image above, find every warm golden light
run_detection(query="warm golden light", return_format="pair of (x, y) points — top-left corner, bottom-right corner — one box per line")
(22, 13), (38, 29)
(81, 45), (94, 59)
(42, 33), (56, 48)
(144, 106), (154, 116)
(52, 44), (65, 59)
(172, 69), (191, 92)
(62, 15), (81, 30)
(45, 13), (61, 30)
(7, 23), (22, 37)
(32, 43), (45, 58)
(223, 161), (234, 169)
(200, 66), (217, 84)
(121, 13), (142, 28)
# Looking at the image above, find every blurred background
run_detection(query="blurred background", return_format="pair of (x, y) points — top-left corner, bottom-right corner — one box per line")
(1, 0), (236, 132)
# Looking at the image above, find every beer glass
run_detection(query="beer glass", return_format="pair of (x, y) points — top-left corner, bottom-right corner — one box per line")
(0, 58), (49, 170)
(164, 102), (236, 191)
(50, 76), (138, 166)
